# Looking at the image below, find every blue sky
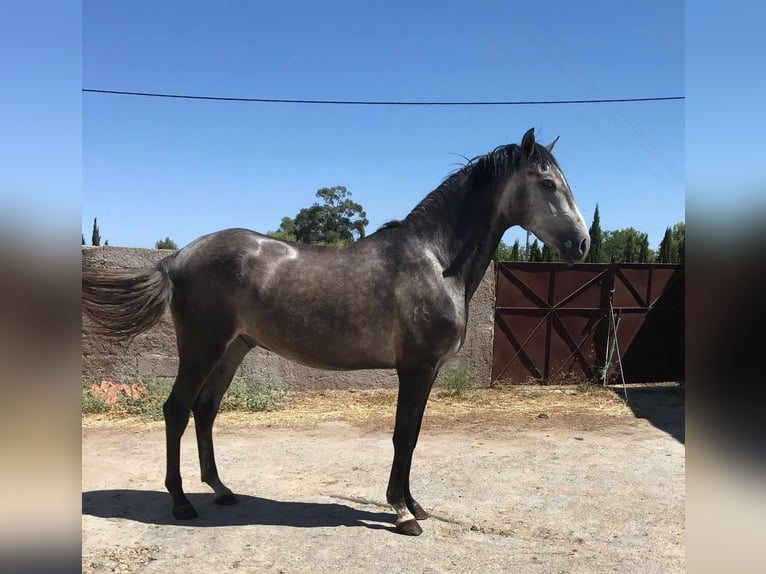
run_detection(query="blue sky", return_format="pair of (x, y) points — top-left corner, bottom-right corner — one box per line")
(0, 2), (81, 233)
(33, 1), (665, 250)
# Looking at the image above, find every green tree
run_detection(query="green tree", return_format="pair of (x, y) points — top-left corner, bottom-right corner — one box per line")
(656, 222), (685, 263)
(658, 227), (673, 263)
(528, 239), (543, 262)
(493, 240), (513, 262)
(541, 243), (555, 262)
(294, 204), (331, 244)
(91, 218), (101, 246)
(670, 222), (685, 263)
(602, 227), (645, 263)
(623, 233), (635, 262)
(286, 186), (368, 245)
(82, 234), (85, 246)
(587, 204), (603, 263)
(267, 216), (297, 241)
(510, 239), (521, 261)
(677, 236), (685, 265)
(155, 237), (178, 250)
(492, 239), (519, 261)
(637, 233), (650, 263)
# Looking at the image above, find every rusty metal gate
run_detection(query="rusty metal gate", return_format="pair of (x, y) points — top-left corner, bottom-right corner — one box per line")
(491, 262), (684, 385)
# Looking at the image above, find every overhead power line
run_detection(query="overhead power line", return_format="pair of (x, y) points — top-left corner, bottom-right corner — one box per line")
(82, 88), (684, 106)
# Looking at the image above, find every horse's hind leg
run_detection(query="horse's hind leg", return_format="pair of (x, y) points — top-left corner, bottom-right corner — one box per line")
(387, 363), (437, 536)
(164, 328), (234, 520)
(192, 336), (252, 505)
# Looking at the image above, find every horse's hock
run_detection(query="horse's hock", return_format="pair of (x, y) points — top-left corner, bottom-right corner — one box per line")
(81, 246), (496, 390)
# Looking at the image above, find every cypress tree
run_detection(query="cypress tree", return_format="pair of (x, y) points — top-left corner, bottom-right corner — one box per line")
(587, 204), (603, 263)
(622, 233), (635, 262)
(528, 239), (542, 262)
(91, 218), (101, 247)
(670, 222), (685, 263)
(510, 239), (520, 261)
(541, 243), (554, 262)
(638, 233), (649, 263)
(658, 227), (672, 263)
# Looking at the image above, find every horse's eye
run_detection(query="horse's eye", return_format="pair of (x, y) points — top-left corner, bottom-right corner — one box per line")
(542, 179), (556, 190)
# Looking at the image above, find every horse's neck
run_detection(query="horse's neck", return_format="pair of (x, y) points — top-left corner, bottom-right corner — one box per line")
(450, 211), (506, 302)
(428, 182), (508, 302)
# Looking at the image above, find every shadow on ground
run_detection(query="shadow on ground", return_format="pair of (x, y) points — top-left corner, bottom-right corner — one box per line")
(82, 490), (396, 531)
(612, 384), (685, 443)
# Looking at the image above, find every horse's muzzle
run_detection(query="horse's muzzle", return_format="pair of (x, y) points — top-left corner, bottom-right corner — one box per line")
(560, 235), (590, 263)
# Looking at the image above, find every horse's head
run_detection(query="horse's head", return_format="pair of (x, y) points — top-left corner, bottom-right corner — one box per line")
(504, 128), (590, 263)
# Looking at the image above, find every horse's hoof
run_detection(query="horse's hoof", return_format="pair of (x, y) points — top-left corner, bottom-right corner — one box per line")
(396, 519), (423, 536)
(408, 501), (429, 521)
(214, 493), (238, 505)
(172, 503), (198, 520)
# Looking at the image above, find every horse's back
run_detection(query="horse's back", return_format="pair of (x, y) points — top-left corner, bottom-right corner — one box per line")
(167, 228), (401, 369)
(167, 227), (467, 370)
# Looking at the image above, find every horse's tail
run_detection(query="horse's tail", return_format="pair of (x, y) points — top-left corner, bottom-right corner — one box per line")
(82, 256), (175, 342)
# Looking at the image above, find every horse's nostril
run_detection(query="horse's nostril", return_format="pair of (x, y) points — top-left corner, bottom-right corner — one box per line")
(579, 238), (588, 255)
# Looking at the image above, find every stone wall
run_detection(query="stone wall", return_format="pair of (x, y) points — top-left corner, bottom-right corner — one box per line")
(82, 246), (496, 389)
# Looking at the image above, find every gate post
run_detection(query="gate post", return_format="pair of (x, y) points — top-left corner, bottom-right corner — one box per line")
(593, 264), (617, 383)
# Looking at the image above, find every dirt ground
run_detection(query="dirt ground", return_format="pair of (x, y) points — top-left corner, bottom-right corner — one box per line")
(82, 385), (685, 573)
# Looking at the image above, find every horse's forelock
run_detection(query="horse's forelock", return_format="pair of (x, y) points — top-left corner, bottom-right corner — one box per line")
(532, 143), (559, 171)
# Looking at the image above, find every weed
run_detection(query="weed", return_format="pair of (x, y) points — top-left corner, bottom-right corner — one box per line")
(82, 378), (110, 414)
(119, 378), (173, 420)
(81, 374), (287, 419)
(576, 380), (607, 395)
(437, 367), (478, 398)
(219, 376), (287, 412)
(81, 377), (168, 419)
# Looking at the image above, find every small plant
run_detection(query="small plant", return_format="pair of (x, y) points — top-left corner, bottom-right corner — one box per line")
(81, 377), (172, 420)
(82, 378), (110, 414)
(82, 375), (288, 419)
(576, 380), (596, 394)
(120, 378), (173, 419)
(437, 366), (478, 398)
(219, 376), (288, 412)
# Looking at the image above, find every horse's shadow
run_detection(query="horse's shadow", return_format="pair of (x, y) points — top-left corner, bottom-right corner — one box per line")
(82, 490), (396, 531)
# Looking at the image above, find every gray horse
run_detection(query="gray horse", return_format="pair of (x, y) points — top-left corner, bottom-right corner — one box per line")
(82, 128), (589, 536)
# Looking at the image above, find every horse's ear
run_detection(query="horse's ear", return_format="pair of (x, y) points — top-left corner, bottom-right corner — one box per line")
(546, 135), (560, 153)
(521, 128), (536, 158)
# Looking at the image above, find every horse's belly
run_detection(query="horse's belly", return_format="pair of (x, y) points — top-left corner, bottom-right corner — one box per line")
(246, 319), (397, 371)
(269, 347), (395, 371)
(259, 339), (396, 370)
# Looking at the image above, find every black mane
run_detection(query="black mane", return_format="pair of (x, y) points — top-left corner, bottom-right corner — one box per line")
(391, 141), (557, 277)
(401, 142), (557, 231)
(378, 219), (402, 229)
(377, 142), (558, 236)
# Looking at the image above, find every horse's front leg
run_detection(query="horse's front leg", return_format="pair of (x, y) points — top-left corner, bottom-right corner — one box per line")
(387, 363), (437, 536)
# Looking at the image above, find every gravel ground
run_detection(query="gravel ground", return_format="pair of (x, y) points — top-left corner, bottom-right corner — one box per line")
(82, 386), (684, 573)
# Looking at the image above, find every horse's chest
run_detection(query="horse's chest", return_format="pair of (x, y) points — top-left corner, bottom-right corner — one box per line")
(409, 287), (466, 348)
(410, 299), (464, 330)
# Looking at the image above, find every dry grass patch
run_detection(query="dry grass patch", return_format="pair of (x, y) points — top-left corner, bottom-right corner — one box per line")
(214, 384), (631, 430)
(83, 383), (636, 431)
